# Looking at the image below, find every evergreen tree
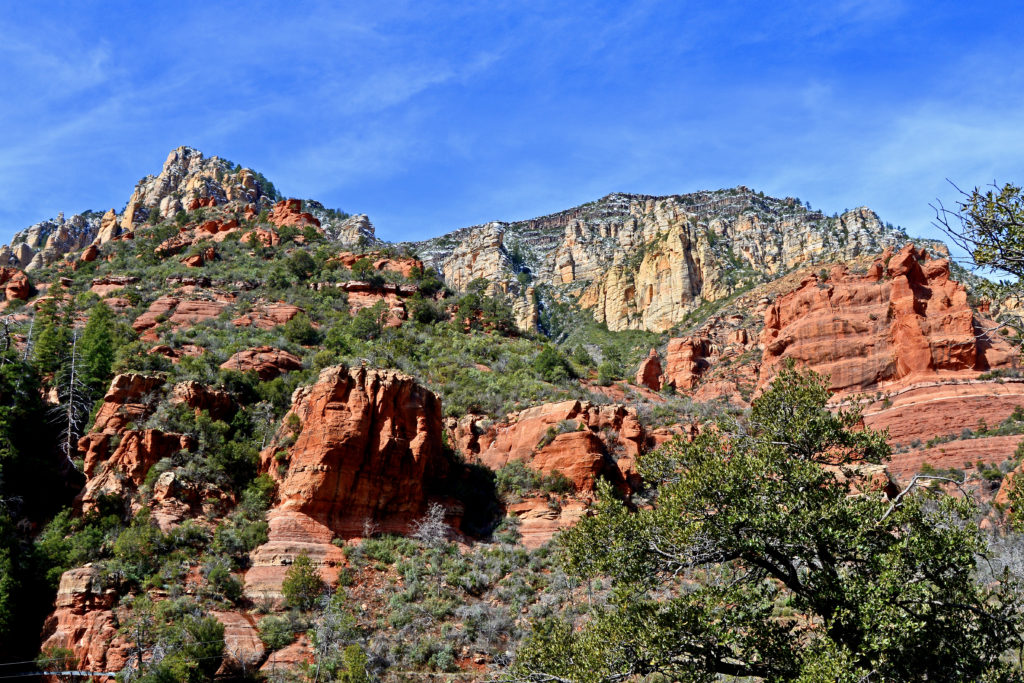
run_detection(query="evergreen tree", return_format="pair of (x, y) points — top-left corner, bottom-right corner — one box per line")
(32, 284), (71, 376)
(282, 551), (325, 611)
(79, 300), (116, 396)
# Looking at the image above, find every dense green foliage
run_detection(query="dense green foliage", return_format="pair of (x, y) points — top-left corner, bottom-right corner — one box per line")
(515, 365), (1024, 682)
(282, 551), (326, 611)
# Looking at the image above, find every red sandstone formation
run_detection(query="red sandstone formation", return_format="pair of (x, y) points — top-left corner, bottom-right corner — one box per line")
(75, 374), (196, 511)
(187, 197), (218, 210)
(240, 227), (280, 247)
(133, 296), (229, 339)
(760, 244), (1016, 393)
(506, 498), (590, 550)
(171, 380), (234, 419)
(90, 275), (139, 296)
(335, 251), (423, 278)
(635, 348), (663, 390)
(220, 346), (303, 379)
(232, 302), (303, 329)
(0, 267), (29, 301)
(78, 429), (194, 512)
(662, 337), (713, 390)
(87, 373), (165, 438)
(79, 244), (99, 263)
(455, 400), (645, 492)
(180, 246), (216, 267)
(244, 510), (346, 598)
(39, 566), (131, 673)
(259, 365), (443, 537)
(214, 611), (266, 674)
(267, 199), (321, 230)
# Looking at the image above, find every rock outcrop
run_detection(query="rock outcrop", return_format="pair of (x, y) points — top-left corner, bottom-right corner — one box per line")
(112, 146), (275, 237)
(0, 267), (30, 301)
(411, 190), (922, 332)
(760, 245), (1016, 393)
(171, 381), (234, 419)
(662, 337), (713, 390)
(267, 199), (321, 230)
(232, 302), (303, 329)
(39, 565), (130, 673)
(0, 211), (102, 270)
(220, 346), (303, 379)
(132, 296), (230, 340)
(635, 349), (663, 391)
(260, 365), (444, 537)
(454, 399), (645, 492)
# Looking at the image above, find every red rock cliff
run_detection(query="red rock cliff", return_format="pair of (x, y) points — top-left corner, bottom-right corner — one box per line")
(261, 365), (444, 537)
(760, 244), (1016, 393)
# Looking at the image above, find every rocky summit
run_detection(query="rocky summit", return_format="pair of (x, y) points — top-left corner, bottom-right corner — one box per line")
(1, 147), (1022, 680)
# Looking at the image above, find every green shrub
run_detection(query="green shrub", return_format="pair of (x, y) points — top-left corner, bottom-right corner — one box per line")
(258, 615), (296, 651)
(281, 552), (325, 611)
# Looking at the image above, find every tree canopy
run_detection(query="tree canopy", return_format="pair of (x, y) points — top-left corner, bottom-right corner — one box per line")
(514, 364), (1024, 682)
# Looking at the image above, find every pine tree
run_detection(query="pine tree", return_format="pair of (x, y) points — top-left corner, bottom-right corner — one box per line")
(32, 284), (71, 376)
(79, 300), (116, 396)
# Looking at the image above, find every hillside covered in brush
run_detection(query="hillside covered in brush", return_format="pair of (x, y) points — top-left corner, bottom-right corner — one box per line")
(0, 147), (1023, 681)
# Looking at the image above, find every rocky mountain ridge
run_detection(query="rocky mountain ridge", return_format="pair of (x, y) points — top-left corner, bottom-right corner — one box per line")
(408, 188), (946, 332)
(5, 147), (946, 335)
(1, 147), (377, 271)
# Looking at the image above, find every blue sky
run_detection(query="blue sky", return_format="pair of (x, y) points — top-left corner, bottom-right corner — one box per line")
(2, 1), (1024, 248)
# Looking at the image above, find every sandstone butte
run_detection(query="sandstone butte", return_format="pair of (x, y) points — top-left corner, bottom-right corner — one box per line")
(244, 366), (443, 598)
(260, 365), (444, 538)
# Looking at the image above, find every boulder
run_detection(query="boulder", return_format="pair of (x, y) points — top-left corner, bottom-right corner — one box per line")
(220, 346), (303, 379)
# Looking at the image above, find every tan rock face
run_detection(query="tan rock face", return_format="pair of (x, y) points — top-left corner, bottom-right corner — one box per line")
(261, 365), (443, 537)
(328, 214), (376, 247)
(760, 244), (1016, 394)
(414, 190), (917, 333)
(1, 212), (102, 269)
(220, 346), (303, 379)
(110, 146), (275, 238)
